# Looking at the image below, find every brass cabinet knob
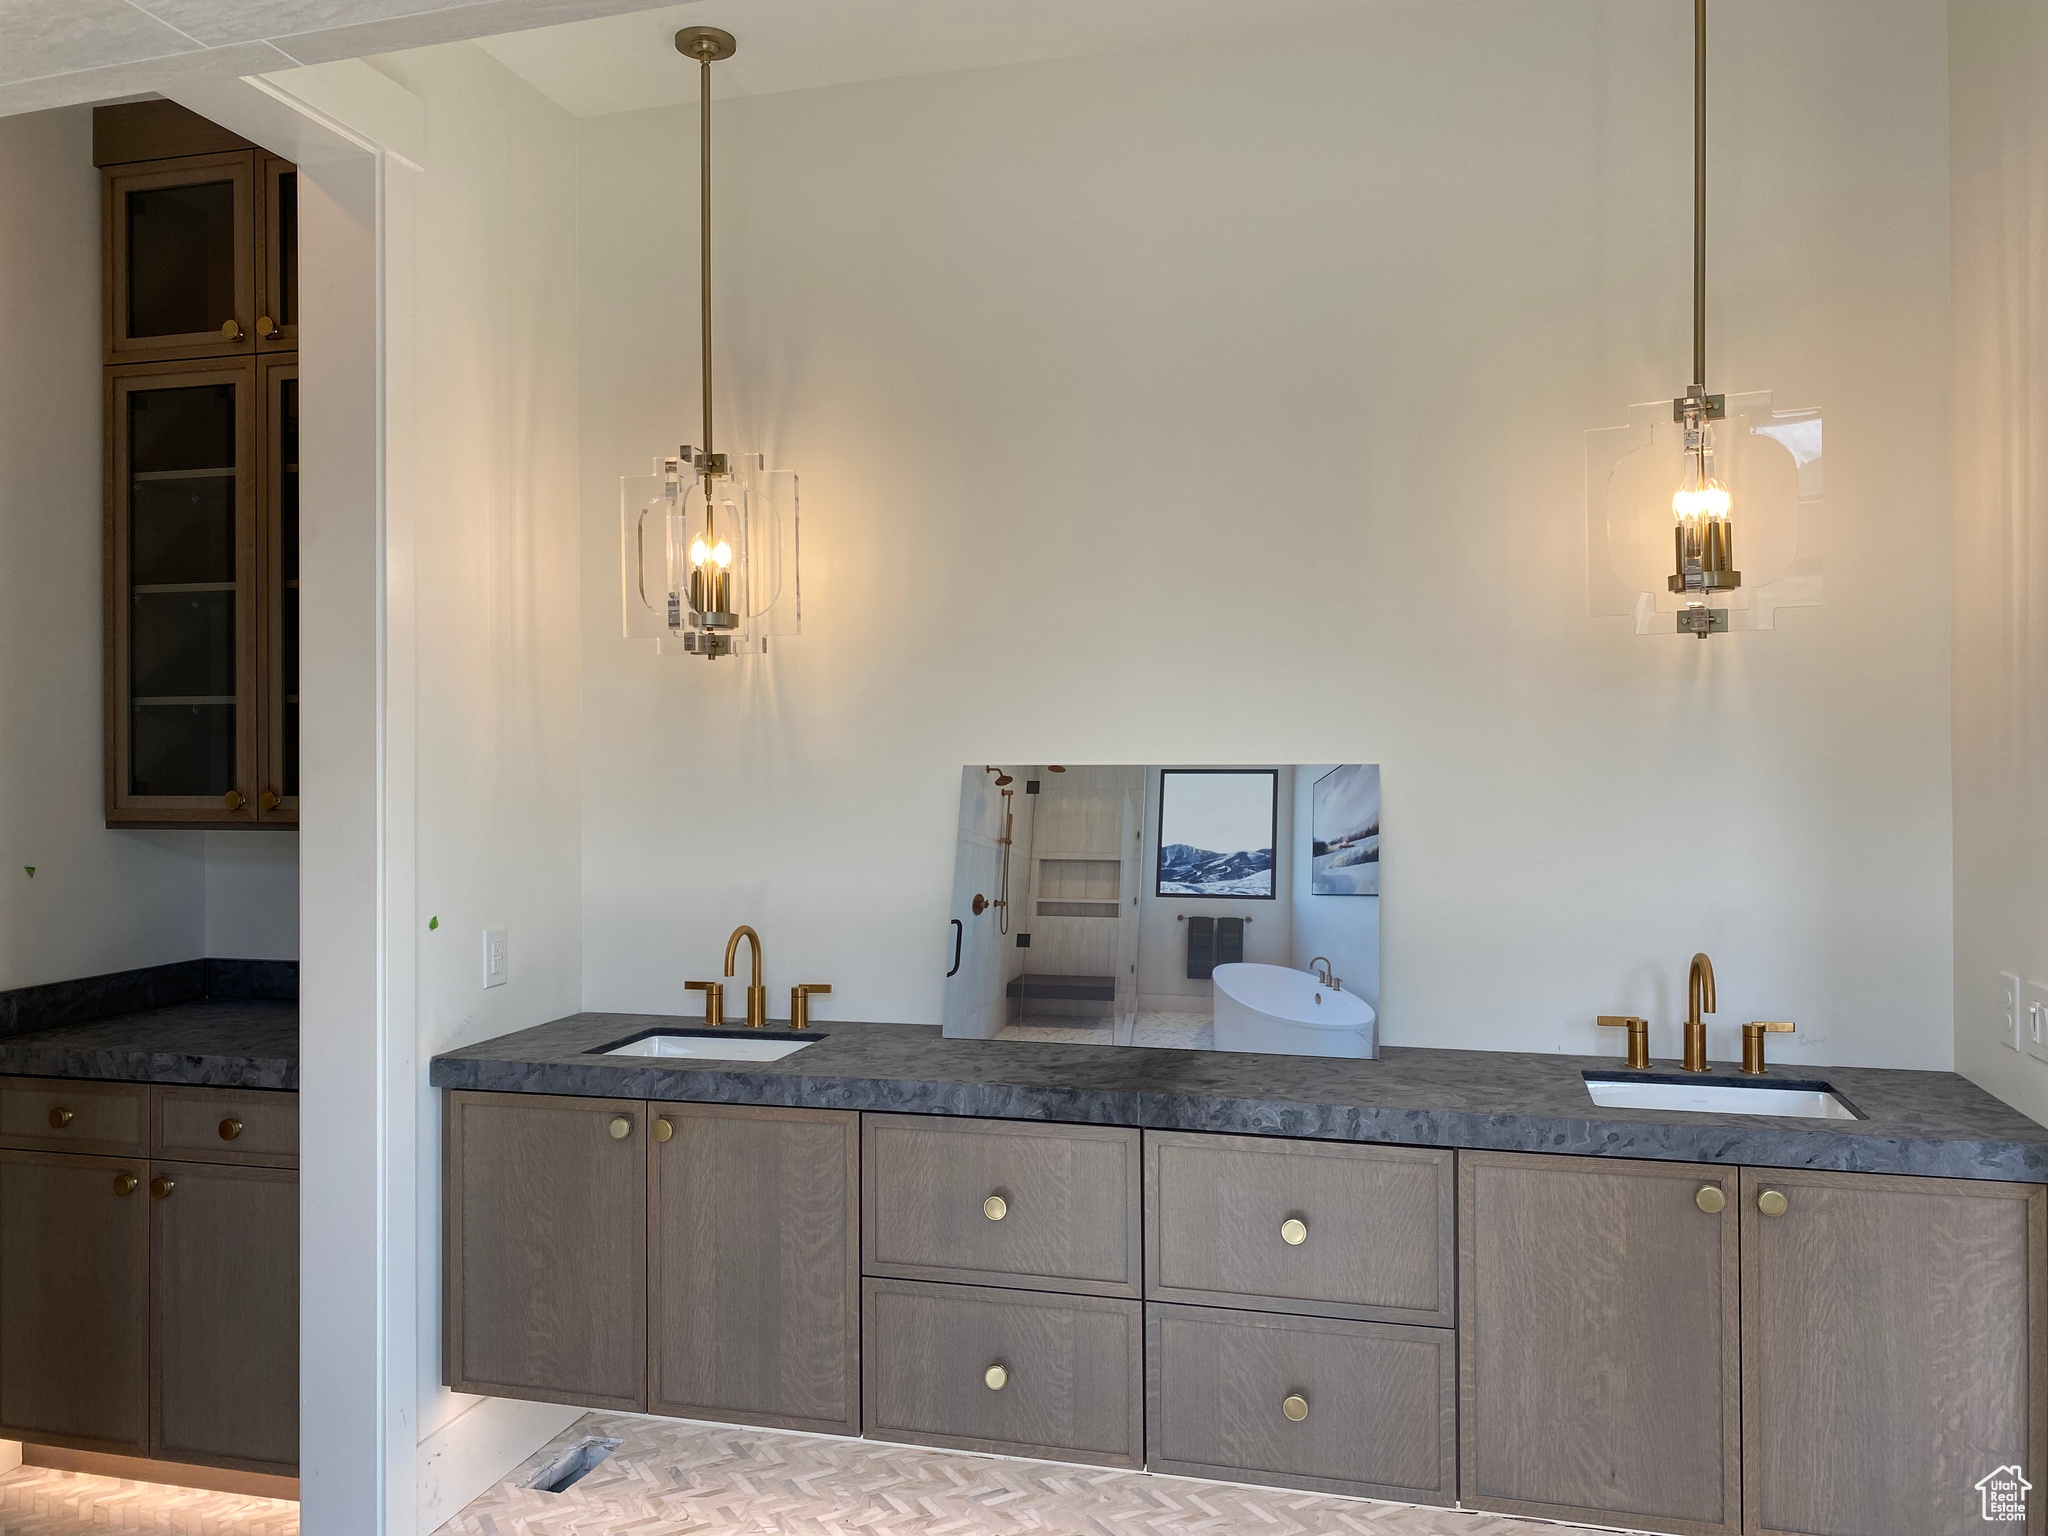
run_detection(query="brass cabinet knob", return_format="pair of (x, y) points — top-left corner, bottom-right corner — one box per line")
(150, 1177), (175, 1199)
(983, 1195), (1008, 1222)
(219, 1117), (243, 1141)
(220, 319), (244, 341)
(259, 790), (279, 811)
(113, 1173), (138, 1197)
(1695, 1185), (1726, 1214)
(1280, 1217), (1308, 1246)
(256, 316), (276, 338)
(223, 789), (244, 810)
(1282, 1394), (1310, 1422)
(1757, 1188), (1788, 1218)
(47, 1107), (72, 1129)
(652, 1117), (674, 1143)
(608, 1116), (632, 1141)
(983, 1364), (1008, 1391)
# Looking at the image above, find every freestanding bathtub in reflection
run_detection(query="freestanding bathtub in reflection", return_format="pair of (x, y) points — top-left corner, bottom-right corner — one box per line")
(1212, 962), (1378, 1058)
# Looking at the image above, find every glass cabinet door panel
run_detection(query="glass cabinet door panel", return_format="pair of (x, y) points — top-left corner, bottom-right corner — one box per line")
(259, 362), (298, 820)
(258, 158), (298, 352)
(131, 705), (237, 799)
(104, 154), (254, 364)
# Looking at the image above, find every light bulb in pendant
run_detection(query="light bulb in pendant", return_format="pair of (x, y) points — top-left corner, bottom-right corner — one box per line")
(1672, 481), (1731, 525)
(711, 538), (731, 568)
(689, 534), (709, 566)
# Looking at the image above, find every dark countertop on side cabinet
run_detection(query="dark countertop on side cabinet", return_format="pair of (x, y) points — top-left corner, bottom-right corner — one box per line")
(0, 1000), (299, 1090)
(430, 1012), (2048, 1184)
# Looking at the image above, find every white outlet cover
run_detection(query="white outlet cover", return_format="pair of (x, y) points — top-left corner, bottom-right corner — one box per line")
(484, 928), (509, 989)
(2003, 973), (2024, 1052)
(2025, 981), (2048, 1064)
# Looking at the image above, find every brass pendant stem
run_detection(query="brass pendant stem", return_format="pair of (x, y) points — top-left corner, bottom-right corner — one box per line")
(700, 53), (714, 465)
(1692, 0), (1707, 393)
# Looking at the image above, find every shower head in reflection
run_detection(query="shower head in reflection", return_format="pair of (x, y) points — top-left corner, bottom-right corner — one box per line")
(984, 767), (1013, 787)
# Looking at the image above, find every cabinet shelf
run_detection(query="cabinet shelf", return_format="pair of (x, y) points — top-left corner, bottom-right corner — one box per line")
(132, 468), (234, 483)
(133, 582), (235, 594)
(133, 696), (235, 706)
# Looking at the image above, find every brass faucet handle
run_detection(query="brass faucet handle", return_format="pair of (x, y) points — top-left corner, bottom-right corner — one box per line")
(790, 983), (831, 1030)
(1740, 1020), (1795, 1075)
(1597, 1015), (1652, 1070)
(685, 979), (725, 1027)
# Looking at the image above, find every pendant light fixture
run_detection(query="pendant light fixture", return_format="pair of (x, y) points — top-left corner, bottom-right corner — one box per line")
(620, 26), (800, 660)
(1587, 0), (1822, 640)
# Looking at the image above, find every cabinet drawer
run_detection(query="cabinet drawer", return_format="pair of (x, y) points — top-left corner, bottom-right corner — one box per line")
(862, 1116), (1140, 1296)
(0, 1078), (146, 1156)
(153, 1087), (297, 1167)
(1146, 1302), (1457, 1505)
(1145, 1131), (1454, 1324)
(862, 1279), (1142, 1468)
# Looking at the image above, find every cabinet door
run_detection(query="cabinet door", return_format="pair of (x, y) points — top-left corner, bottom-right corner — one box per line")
(1742, 1169), (2045, 1536)
(255, 156), (297, 354)
(444, 1091), (647, 1411)
(0, 1151), (149, 1451)
(1459, 1151), (1740, 1536)
(150, 1161), (298, 1473)
(103, 153), (256, 364)
(107, 360), (259, 826)
(256, 358), (297, 823)
(648, 1104), (858, 1434)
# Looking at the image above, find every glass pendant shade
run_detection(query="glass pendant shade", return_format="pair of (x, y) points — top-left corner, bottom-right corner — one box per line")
(1587, 390), (1821, 635)
(621, 450), (800, 656)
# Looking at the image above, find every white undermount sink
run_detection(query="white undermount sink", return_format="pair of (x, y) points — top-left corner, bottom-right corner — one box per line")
(602, 1032), (816, 1062)
(1583, 1073), (1861, 1121)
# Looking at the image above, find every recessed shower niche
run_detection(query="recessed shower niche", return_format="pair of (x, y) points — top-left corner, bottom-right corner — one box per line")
(942, 766), (1381, 1058)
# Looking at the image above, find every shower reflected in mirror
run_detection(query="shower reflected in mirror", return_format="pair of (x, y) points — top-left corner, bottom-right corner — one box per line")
(942, 765), (1381, 1058)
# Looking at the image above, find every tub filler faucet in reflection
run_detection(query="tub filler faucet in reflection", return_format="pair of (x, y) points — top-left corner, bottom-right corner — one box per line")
(1308, 957), (1340, 990)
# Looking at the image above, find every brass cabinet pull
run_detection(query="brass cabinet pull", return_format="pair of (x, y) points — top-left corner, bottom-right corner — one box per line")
(259, 790), (279, 812)
(1280, 1217), (1307, 1246)
(1282, 1394), (1310, 1422)
(219, 1117), (243, 1142)
(223, 789), (245, 810)
(113, 1173), (138, 1197)
(1757, 1188), (1788, 1218)
(983, 1195), (1008, 1222)
(608, 1115), (632, 1141)
(256, 316), (276, 338)
(47, 1107), (72, 1129)
(983, 1364), (1008, 1391)
(1694, 1185), (1726, 1214)
(220, 319), (244, 341)
(150, 1177), (175, 1200)
(652, 1117), (674, 1143)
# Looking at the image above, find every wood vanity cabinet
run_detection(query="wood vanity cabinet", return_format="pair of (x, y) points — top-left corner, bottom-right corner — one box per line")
(1458, 1151), (1741, 1536)
(647, 1103), (859, 1435)
(149, 1161), (298, 1474)
(0, 1150), (150, 1452)
(97, 102), (299, 828)
(1740, 1169), (2045, 1536)
(444, 1091), (648, 1411)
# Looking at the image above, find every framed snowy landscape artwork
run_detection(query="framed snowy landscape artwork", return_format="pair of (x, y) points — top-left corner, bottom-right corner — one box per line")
(1156, 769), (1278, 898)
(1311, 764), (1380, 895)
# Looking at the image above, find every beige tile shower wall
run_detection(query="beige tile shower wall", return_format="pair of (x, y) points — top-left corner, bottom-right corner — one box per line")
(576, 1), (1954, 1067)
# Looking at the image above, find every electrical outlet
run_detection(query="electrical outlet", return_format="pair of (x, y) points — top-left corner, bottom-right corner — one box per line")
(483, 928), (508, 989)
(2002, 973), (2024, 1051)
(2025, 981), (2048, 1064)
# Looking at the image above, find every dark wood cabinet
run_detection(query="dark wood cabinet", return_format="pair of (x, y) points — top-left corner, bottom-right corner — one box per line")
(443, 1091), (648, 1411)
(0, 1150), (150, 1452)
(1741, 1168), (2044, 1536)
(1458, 1151), (1740, 1536)
(97, 103), (298, 828)
(150, 1160), (298, 1473)
(648, 1104), (859, 1434)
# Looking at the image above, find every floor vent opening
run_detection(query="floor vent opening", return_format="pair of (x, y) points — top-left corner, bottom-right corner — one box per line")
(523, 1436), (619, 1494)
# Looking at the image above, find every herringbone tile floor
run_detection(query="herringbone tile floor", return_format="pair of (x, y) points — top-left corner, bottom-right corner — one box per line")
(441, 1413), (1624, 1536)
(0, 1464), (298, 1534)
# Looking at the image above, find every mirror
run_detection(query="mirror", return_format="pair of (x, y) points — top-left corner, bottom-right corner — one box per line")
(943, 765), (1381, 1058)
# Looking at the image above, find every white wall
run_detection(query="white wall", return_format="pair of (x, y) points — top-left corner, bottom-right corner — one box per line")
(1950, 2), (2048, 1122)
(577, 0), (1953, 1071)
(203, 832), (300, 959)
(0, 105), (207, 989)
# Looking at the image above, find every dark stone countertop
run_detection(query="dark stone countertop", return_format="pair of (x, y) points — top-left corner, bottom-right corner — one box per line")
(430, 1012), (2048, 1184)
(0, 1000), (299, 1091)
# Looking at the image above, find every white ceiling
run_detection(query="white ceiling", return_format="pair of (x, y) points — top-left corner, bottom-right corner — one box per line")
(474, 0), (1373, 118)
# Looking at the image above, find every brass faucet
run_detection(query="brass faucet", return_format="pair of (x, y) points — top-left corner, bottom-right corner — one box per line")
(1683, 952), (1716, 1072)
(725, 925), (769, 1028)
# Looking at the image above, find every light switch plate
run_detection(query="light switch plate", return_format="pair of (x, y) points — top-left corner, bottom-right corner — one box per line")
(483, 928), (508, 989)
(2002, 973), (2024, 1051)
(2025, 981), (2048, 1064)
